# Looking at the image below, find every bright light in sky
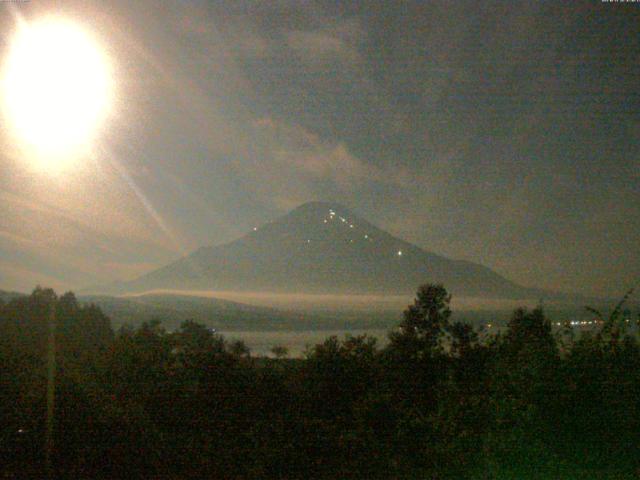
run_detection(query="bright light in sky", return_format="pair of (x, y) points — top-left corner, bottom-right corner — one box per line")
(1, 17), (113, 171)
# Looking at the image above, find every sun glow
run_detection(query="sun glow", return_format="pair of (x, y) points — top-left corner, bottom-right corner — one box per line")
(1, 17), (113, 170)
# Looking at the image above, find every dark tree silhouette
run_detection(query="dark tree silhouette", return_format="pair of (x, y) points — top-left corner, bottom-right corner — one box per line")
(389, 283), (452, 360)
(270, 344), (289, 358)
(1, 284), (638, 479)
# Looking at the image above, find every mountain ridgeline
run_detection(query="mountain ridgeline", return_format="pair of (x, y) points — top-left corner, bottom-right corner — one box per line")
(105, 202), (553, 299)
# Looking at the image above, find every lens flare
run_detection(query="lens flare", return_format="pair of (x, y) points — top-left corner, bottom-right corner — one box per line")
(1, 17), (113, 170)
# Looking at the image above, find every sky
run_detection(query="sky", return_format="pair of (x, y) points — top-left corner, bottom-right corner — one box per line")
(0, 0), (638, 297)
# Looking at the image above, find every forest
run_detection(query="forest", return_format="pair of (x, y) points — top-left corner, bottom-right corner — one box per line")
(1, 284), (638, 479)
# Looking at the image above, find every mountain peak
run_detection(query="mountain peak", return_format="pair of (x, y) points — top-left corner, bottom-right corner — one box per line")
(287, 201), (352, 217)
(104, 201), (549, 299)
(254, 201), (388, 248)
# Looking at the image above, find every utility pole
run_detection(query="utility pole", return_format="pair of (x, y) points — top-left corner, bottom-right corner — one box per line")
(45, 298), (56, 479)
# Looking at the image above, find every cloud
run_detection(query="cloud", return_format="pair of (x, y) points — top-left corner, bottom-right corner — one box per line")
(249, 117), (417, 211)
(0, 259), (73, 293)
(286, 18), (364, 65)
(0, 161), (182, 290)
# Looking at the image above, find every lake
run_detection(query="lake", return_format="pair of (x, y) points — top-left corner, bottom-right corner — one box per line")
(220, 328), (391, 357)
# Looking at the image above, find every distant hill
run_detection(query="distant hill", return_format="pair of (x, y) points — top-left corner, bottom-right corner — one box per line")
(0, 288), (401, 331)
(81, 293), (277, 329)
(81, 293), (401, 331)
(95, 201), (576, 300)
(1, 288), (628, 333)
(0, 289), (24, 303)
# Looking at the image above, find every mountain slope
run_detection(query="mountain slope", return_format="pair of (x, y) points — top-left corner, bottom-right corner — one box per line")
(102, 202), (551, 299)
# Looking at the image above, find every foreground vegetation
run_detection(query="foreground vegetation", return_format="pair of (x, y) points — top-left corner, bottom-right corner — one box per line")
(0, 285), (638, 479)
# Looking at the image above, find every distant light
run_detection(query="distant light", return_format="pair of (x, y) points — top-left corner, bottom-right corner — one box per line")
(306, 239), (311, 243)
(253, 227), (257, 231)
(323, 219), (327, 223)
(349, 224), (354, 228)
(397, 250), (402, 256)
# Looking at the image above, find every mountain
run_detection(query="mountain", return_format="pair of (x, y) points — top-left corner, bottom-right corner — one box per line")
(98, 201), (559, 300)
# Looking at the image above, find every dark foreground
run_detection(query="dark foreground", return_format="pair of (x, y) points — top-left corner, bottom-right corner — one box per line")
(1, 285), (638, 479)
